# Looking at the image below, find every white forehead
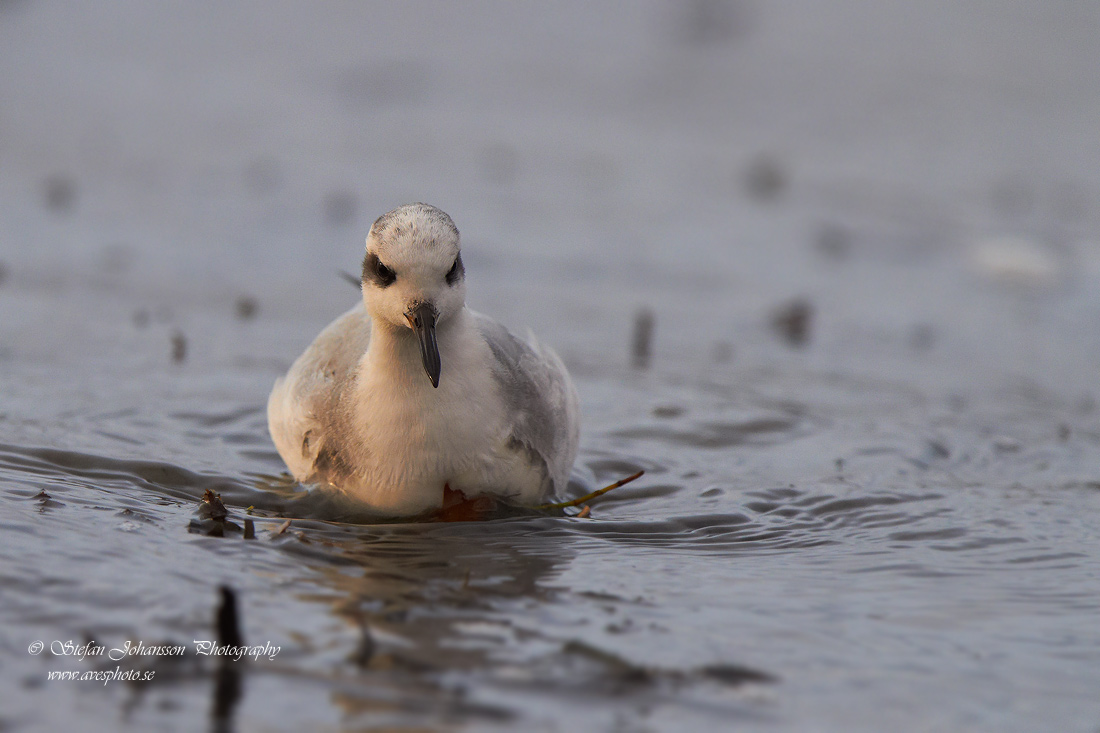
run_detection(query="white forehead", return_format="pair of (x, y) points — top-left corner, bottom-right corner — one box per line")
(367, 203), (460, 266)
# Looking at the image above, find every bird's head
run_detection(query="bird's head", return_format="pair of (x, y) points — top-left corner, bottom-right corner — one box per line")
(361, 203), (466, 388)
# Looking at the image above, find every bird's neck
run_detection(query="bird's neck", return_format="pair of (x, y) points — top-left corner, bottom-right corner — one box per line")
(363, 308), (470, 386)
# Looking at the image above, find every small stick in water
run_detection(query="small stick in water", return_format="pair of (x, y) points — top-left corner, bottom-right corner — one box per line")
(216, 586), (244, 648)
(211, 586), (244, 725)
(537, 470), (645, 510)
(631, 308), (654, 369)
(171, 330), (187, 363)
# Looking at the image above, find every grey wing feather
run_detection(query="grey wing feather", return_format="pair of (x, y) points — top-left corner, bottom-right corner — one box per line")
(472, 311), (580, 493)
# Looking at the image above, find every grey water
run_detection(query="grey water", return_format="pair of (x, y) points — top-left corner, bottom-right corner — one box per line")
(3, 2), (1100, 731)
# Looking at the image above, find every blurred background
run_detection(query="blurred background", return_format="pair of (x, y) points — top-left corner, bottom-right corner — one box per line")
(3, 0), (1099, 386)
(4, 2), (1100, 731)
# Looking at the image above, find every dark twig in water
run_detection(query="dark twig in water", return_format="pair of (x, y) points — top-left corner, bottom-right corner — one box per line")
(211, 586), (244, 730)
(216, 586), (244, 648)
(631, 308), (654, 369)
(536, 470), (644, 510)
(171, 330), (187, 363)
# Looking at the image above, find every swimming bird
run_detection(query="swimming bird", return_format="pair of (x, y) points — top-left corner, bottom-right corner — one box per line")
(267, 203), (580, 516)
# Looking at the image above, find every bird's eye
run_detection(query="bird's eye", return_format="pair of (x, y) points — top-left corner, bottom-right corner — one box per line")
(362, 253), (396, 287)
(445, 254), (464, 285)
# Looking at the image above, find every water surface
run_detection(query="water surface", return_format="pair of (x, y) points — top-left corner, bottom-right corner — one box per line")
(3, 2), (1100, 731)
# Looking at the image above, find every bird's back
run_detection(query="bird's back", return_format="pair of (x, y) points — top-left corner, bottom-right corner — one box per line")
(472, 311), (580, 497)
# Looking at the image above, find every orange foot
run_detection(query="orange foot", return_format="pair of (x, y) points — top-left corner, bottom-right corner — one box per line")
(436, 483), (497, 522)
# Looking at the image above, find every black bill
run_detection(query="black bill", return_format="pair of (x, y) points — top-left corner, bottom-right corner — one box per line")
(406, 303), (440, 388)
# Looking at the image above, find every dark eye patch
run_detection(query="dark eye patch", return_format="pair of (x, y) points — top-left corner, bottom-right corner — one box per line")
(445, 253), (464, 285)
(362, 252), (396, 287)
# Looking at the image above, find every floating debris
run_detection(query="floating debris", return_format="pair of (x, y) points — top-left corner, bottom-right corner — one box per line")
(171, 330), (187, 363)
(243, 518), (255, 540)
(190, 490), (245, 537)
(674, 0), (754, 47)
(575, 505), (591, 519)
(631, 308), (655, 369)
(969, 235), (1062, 286)
(559, 639), (777, 693)
(743, 153), (787, 202)
(561, 639), (653, 689)
(234, 296), (258, 320)
(32, 489), (63, 511)
(770, 298), (813, 346)
(199, 489), (228, 521)
(275, 519), (292, 535)
(925, 440), (950, 460)
(43, 175), (76, 212)
(699, 663), (777, 686)
(909, 323), (935, 351)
